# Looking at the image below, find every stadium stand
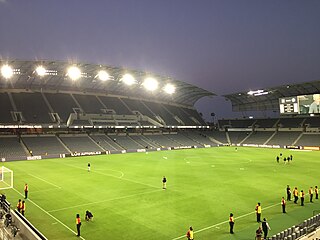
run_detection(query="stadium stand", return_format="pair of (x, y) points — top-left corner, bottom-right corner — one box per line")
(228, 131), (251, 144)
(98, 96), (132, 115)
(242, 131), (275, 145)
(129, 135), (161, 149)
(202, 131), (228, 144)
(304, 117), (320, 128)
(111, 135), (144, 150)
(90, 134), (124, 151)
(0, 136), (27, 159)
(144, 134), (180, 148)
(295, 133), (320, 146)
(180, 130), (216, 146)
(277, 117), (304, 128)
(59, 134), (104, 153)
(266, 131), (302, 146)
(165, 132), (200, 146)
(73, 94), (105, 114)
(144, 102), (179, 126)
(254, 118), (278, 128)
(0, 93), (14, 123)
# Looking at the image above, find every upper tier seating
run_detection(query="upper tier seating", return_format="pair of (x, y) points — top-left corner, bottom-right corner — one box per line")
(73, 94), (105, 114)
(254, 119), (278, 128)
(0, 93), (13, 123)
(12, 92), (52, 123)
(144, 102), (179, 126)
(164, 105), (196, 125)
(229, 119), (255, 128)
(304, 117), (320, 128)
(144, 134), (181, 147)
(22, 135), (69, 155)
(295, 133), (320, 146)
(122, 99), (156, 120)
(0, 136), (27, 159)
(112, 135), (144, 150)
(98, 96), (132, 115)
(181, 131), (215, 145)
(203, 131), (228, 144)
(183, 108), (207, 125)
(90, 134), (124, 151)
(277, 118), (304, 128)
(166, 133), (200, 146)
(129, 135), (160, 148)
(45, 93), (79, 123)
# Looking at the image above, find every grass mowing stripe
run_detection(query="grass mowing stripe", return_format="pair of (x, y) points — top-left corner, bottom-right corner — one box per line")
(12, 188), (85, 240)
(48, 188), (164, 213)
(28, 173), (62, 189)
(170, 202), (280, 240)
(62, 162), (159, 189)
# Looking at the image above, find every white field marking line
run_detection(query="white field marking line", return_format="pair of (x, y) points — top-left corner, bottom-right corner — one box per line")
(171, 202), (280, 240)
(93, 168), (124, 178)
(62, 162), (159, 189)
(48, 188), (163, 213)
(12, 187), (86, 240)
(28, 173), (62, 189)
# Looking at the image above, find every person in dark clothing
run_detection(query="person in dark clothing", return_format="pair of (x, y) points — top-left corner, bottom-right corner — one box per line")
(315, 186), (319, 199)
(300, 190), (305, 206)
(276, 156), (279, 163)
(229, 213), (234, 234)
(281, 197), (286, 213)
(85, 210), (93, 221)
(162, 176), (167, 189)
(262, 218), (271, 239)
(255, 226), (263, 240)
(286, 185), (291, 201)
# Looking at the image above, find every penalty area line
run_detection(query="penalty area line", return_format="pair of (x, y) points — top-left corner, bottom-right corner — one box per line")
(170, 202), (279, 240)
(12, 188), (85, 240)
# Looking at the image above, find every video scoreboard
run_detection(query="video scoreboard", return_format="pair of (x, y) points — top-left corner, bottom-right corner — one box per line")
(279, 93), (320, 115)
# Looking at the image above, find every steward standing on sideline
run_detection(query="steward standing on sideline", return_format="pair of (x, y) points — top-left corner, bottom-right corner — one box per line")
(16, 199), (22, 212)
(255, 202), (262, 222)
(300, 190), (305, 206)
(24, 183), (28, 199)
(315, 186), (319, 199)
(286, 185), (291, 201)
(76, 214), (81, 237)
(21, 201), (26, 216)
(293, 187), (299, 204)
(229, 213), (234, 234)
(281, 197), (286, 213)
(309, 187), (314, 202)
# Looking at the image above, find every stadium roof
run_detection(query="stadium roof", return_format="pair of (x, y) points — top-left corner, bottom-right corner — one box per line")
(223, 80), (320, 112)
(0, 60), (215, 106)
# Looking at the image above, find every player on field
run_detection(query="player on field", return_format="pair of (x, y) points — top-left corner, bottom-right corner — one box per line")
(286, 185), (291, 201)
(162, 176), (167, 189)
(85, 210), (93, 221)
(262, 218), (271, 239)
(88, 163), (91, 172)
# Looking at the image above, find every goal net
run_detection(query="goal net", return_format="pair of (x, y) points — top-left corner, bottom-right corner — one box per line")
(0, 166), (13, 190)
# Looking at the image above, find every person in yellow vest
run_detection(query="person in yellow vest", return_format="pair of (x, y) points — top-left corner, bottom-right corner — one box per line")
(24, 183), (28, 199)
(76, 214), (81, 237)
(255, 202), (262, 222)
(293, 187), (299, 204)
(300, 190), (305, 206)
(16, 199), (22, 213)
(186, 226), (193, 240)
(162, 176), (167, 190)
(315, 186), (319, 199)
(309, 187), (313, 203)
(21, 201), (26, 216)
(229, 213), (235, 234)
(281, 197), (286, 213)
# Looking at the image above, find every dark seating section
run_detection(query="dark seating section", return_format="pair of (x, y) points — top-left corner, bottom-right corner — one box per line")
(144, 102), (179, 126)
(112, 135), (144, 150)
(164, 105), (196, 125)
(129, 135), (160, 148)
(90, 134), (123, 151)
(228, 131), (250, 144)
(12, 92), (51, 123)
(73, 94), (104, 114)
(266, 131), (301, 146)
(22, 135), (69, 155)
(166, 133), (199, 146)
(144, 134), (180, 147)
(218, 119), (231, 128)
(203, 131), (228, 144)
(229, 119), (255, 128)
(296, 134), (320, 146)
(254, 119), (278, 128)
(304, 117), (320, 128)
(45, 93), (79, 123)
(59, 135), (103, 153)
(243, 131), (274, 145)
(181, 131), (216, 145)
(122, 99), (156, 120)
(183, 108), (206, 125)
(0, 93), (13, 123)
(277, 118), (304, 128)
(98, 96), (132, 115)
(0, 136), (27, 159)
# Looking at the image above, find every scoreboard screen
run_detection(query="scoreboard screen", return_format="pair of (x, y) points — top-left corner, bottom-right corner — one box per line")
(279, 93), (320, 115)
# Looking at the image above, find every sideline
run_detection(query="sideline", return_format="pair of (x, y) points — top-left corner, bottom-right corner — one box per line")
(171, 202), (279, 240)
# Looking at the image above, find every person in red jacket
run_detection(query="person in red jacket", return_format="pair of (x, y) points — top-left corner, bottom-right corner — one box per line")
(186, 226), (194, 240)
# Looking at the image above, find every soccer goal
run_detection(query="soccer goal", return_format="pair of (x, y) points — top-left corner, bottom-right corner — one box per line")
(0, 166), (13, 190)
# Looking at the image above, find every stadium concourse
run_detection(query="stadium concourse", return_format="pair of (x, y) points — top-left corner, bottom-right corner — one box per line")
(0, 60), (319, 239)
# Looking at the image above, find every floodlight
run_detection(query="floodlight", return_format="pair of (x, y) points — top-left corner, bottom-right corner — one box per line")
(122, 74), (136, 86)
(143, 77), (158, 91)
(1, 65), (13, 79)
(163, 83), (176, 94)
(98, 70), (110, 81)
(67, 66), (81, 80)
(36, 66), (46, 76)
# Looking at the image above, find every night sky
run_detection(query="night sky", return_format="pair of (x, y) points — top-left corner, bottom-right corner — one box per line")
(1, 0), (320, 120)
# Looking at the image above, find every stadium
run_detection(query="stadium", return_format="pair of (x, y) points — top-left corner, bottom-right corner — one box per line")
(0, 59), (319, 240)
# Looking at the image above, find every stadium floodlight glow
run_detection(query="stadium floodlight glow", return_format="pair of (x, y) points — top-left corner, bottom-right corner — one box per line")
(67, 66), (81, 80)
(1, 65), (13, 79)
(98, 70), (110, 81)
(143, 77), (158, 91)
(163, 83), (176, 94)
(36, 66), (46, 76)
(121, 74), (136, 86)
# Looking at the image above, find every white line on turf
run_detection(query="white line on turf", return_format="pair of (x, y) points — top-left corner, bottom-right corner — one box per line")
(28, 173), (62, 189)
(171, 202), (280, 240)
(48, 188), (163, 213)
(12, 187), (86, 240)
(62, 162), (158, 189)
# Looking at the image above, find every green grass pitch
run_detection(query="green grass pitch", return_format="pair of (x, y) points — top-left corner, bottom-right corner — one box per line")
(1, 147), (320, 240)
